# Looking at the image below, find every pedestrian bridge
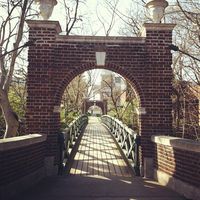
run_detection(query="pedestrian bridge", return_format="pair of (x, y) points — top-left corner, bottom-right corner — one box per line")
(12, 117), (184, 200)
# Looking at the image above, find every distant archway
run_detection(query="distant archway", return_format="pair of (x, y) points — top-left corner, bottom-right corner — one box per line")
(82, 99), (107, 115)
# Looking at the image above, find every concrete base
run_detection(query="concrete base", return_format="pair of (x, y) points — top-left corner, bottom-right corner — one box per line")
(0, 167), (45, 200)
(144, 157), (153, 178)
(154, 169), (200, 200)
(44, 156), (58, 176)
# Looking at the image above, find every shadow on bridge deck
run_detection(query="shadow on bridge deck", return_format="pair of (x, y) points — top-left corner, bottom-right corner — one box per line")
(12, 117), (185, 200)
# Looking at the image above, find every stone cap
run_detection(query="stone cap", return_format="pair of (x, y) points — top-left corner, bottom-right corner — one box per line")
(141, 23), (176, 36)
(0, 134), (47, 151)
(151, 135), (200, 153)
(26, 20), (62, 34)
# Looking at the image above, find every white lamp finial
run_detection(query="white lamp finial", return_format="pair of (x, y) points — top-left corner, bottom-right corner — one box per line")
(146, 0), (168, 23)
(35, 0), (57, 20)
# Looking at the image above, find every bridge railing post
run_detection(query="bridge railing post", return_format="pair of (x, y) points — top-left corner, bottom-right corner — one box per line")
(134, 134), (141, 176)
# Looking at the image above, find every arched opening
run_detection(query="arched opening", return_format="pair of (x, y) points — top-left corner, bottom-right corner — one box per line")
(59, 68), (141, 135)
(82, 100), (106, 116)
(57, 68), (143, 176)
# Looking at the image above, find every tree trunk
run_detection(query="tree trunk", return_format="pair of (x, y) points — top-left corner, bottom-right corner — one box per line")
(0, 89), (19, 138)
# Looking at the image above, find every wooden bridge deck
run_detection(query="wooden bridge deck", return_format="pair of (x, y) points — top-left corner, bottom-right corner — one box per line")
(69, 117), (132, 177)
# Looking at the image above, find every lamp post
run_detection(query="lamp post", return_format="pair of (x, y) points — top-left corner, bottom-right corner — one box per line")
(146, 0), (168, 23)
(169, 44), (200, 62)
(35, 0), (57, 20)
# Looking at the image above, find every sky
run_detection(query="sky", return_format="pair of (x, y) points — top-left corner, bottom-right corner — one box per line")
(48, 0), (178, 36)
(49, 0), (139, 36)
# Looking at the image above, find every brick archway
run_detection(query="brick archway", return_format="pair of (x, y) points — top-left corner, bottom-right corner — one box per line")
(82, 99), (107, 115)
(26, 20), (175, 175)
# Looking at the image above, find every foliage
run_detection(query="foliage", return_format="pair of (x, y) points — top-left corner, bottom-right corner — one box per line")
(121, 99), (139, 131)
(0, 114), (5, 138)
(0, 80), (26, 137)
(101, 72), (140, 132)
(108, 99), (139, 132)
(60, 110), (79, 126)
(172, 80), (200, 140)
(9, 82), (26, 118)
(60, 73), (91, 125)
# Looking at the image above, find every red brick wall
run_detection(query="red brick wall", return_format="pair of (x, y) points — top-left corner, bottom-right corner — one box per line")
(0, 141), (46, 186)
(26, 20), (174, 166)
(154, 143), (200, 187)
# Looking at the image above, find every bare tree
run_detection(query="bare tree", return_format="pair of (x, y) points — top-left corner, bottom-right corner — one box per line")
(169, 0), (200, 83)
(104, 0), (147, 36)
(0, 0), (35, 138)
(101, 73), (139, 129)
(61, 70), (100, 123)
(61, 0), (85, 35)
(96, 0), (119, 36)
(166, 0), (200, 140)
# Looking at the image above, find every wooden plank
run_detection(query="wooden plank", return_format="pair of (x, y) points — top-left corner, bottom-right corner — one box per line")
(80, 134), (88, 175)
(94, 128), (99, 175)
(74, 141), (84, 175)
(105, 134), (117, 176)
(86, 129), (93, 175)
(109, 138), (123, 176)
(100, 129), (110, 177)
(98, 131), (104, 176)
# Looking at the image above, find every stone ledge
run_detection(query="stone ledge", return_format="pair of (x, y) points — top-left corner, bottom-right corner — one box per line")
(154, 169), (200, 200)
(151, 135), (200, 153)
(26, 20), (62, 34)
(143, 23), (176, 31)
(56, 35), (146, 44)
(0, 134), (47, 151)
